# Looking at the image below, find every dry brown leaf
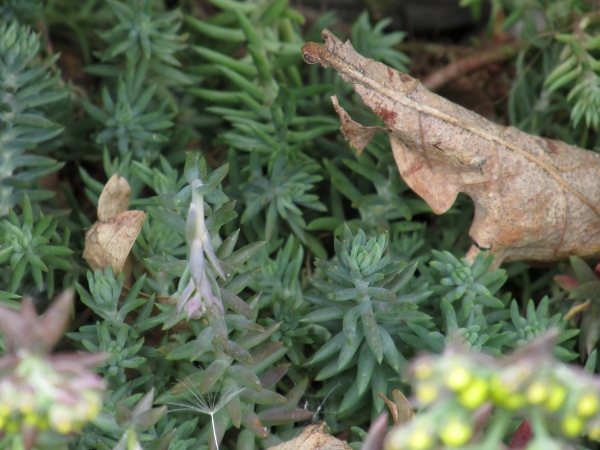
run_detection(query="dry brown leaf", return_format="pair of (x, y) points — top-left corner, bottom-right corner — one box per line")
(302, 30), (600, 267)
(268, 422), (352, 450)
(83, 175), (145, 274)
(98, 173), (132, 221)
(379, 389), (414, 426)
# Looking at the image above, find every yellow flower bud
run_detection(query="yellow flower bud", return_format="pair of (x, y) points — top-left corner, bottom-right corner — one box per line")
(439, 417), (472, 446)
(587, 421), (600, 441)
(561, 415), (584, 437)
(489, 375), (508, 402)
(544, 385), (567, 412)
(415, 382), (439, 405)
(413, 359), (434, 380)
(577, 393), (599, 418)
(50, 406), (74, 435)
(458, 378), (488, 409)
(445, 365), (471, 391)
(490, 380), (527, 410)
(407, 426), (434, 450)
(504, 394), (527, 410)
(526, 381), (548, 404)
(86, 394), (102, 420)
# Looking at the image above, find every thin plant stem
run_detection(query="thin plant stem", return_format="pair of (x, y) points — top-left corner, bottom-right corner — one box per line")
(479, 409), (512, 448)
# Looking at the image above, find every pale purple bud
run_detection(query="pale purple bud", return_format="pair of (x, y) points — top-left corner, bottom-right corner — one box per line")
(177, 280), (195, 314)
(185, 293), (204, 320)
(198, 273), (224, 316)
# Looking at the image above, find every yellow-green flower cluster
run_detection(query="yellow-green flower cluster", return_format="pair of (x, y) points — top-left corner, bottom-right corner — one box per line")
(385, 336), (600, 450)
(411, 352), (493, 411)
(385, 412), (475, 450)
(0, 351), (105, 436)
(385, 353), (488, 449)
(489, 362), (600, 440)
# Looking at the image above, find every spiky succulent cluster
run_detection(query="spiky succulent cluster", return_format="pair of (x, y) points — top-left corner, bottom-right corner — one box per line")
(305, 226), (430, 419)
(0, 196), (72, 297)
(0, 20), (67, 216)
(98, 0), (186, 65)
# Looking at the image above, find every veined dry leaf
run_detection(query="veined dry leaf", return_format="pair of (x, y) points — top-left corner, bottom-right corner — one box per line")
(302, 30), (600, 267)
(83, 175), (145, 274)
(98, 173), (132, 221)
(268, 422), (352, 450)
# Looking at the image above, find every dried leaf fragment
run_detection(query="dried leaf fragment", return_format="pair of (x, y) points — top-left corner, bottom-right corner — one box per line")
(83, 174), (145, 274)
(331, 96), (386, 155)
(302, 30), (600, 267)
(268, 422), (352, 450)
(97, 173), (132, 221)
(379, 389), (414, 426)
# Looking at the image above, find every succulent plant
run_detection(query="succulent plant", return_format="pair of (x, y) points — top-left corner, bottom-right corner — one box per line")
(304, 226), (430, 424)
(0, 290), (106, 449)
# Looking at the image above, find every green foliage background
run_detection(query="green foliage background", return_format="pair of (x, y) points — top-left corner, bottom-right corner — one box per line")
(0, 0), (599, 448)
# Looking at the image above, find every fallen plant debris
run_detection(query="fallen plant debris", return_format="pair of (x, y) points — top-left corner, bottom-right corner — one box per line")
(268, 422), (352, 450)
(302, 30), (600, 267)
(83, 174), (146, 275)
(379, 389), (414, 426)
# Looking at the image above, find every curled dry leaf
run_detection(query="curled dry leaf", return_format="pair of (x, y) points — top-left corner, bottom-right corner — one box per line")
(97, 172), (132, 221)
(268, 422), (352, 450)
(302, 30), (600, 267)
(379, 389), (414, 426)
(83, 174), (145, 274)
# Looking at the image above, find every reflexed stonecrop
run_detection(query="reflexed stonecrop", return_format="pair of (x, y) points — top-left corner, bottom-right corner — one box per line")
(305, 226), (431, 416)
(385, 330), (600, 450)
(0, 290), (106, 448)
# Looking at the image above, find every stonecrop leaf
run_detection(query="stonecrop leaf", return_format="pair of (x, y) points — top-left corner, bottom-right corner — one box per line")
(302, 29), (600, 267)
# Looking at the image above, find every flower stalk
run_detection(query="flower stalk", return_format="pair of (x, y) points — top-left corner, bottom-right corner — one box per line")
(177, 179), (225, 319)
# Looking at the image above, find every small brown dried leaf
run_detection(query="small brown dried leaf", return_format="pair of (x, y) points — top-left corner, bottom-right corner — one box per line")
(379, 389), (414, 426)
(331, 96), (386, 155)
(268, 422), (352, 450)
(84, 174), (145, 274)
(83, 210), (145, 274)
(98, 173), (131, 221)
(392, 389), (414, 425)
